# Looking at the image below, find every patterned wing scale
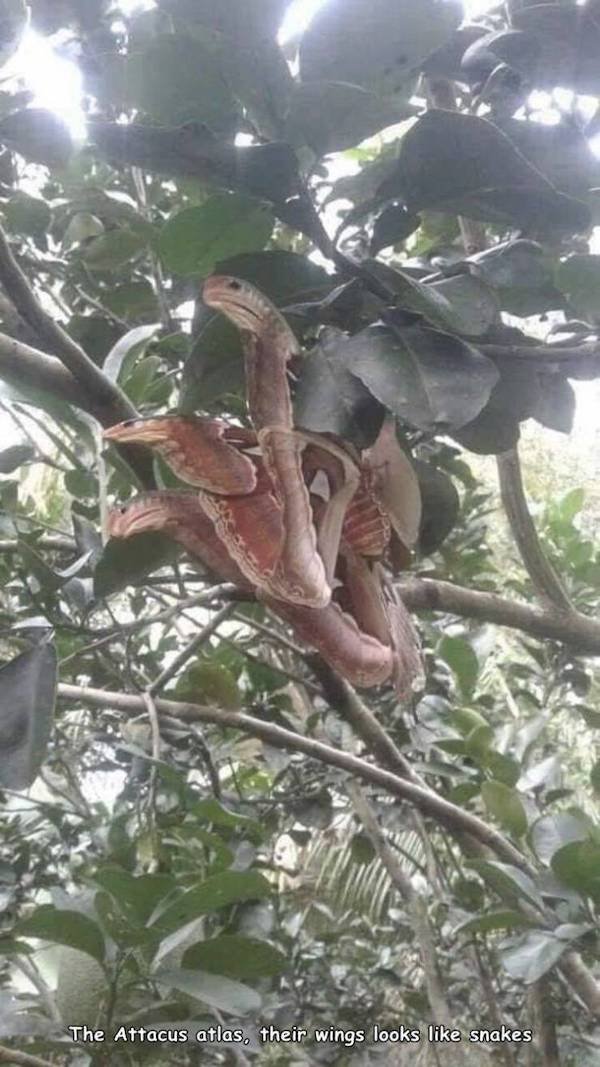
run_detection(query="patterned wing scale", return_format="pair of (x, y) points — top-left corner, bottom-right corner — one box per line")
(267, 596), (393, 689)
(342, 471), (391, 558)
(197, 463), (285, 593)
(104, 416), (257, 494)
(107, 491), (252, 588)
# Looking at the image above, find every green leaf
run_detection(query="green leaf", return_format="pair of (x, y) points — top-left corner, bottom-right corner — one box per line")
(159, 195), (273, 277)
(214, 251), (332, 303)
(94, 532), (179, 598)
(530, 814), (590, 866)
(0, 443), (34, 472)
(103, 281), (157, 320)
(0, 107), (72, 168)
(428, 272), (500, 338)
(125, 34), (238, 128)
(350, 831), (376, 866)
(501, 931), (566, 984)
(556, 255), (600, 320)
(299, 0), (461, 95)
(0, 643), (57, 791)
(285, 80), (410, 156)
(293, 328), (384, 450)
(453, 910), (533, 937)
(557, 487), (585, 523)
(551, 840), (600, 902)
(468, 860), (545, 912)
(415, 461), (459, 555)
(484, 752), (520, 788)
(470, 239), (558, 317)
(438, 636), (479, 698)
(182, 935), (286, 979)
(155, 966), (260, 1015)
(16, 907), (105, 966)
(81, 228), (148, 271)
(342, 324), (499, 433)
(93, 868), (175, 925)
(482, 781), (527, 838)
(513, 2), (600, 96)
(181, 315), (244, 410)
(151, 871), (271, 936)
(173, 662), (242, 711)
(103, 323), (160, 383)
(378, 110), (590, 235)
(3, 192), (51, 238)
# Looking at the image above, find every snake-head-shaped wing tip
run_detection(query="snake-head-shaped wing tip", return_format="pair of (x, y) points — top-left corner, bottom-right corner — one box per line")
(104, 415), (257, 495)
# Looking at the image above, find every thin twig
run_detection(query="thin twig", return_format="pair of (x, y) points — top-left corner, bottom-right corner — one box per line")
(147, 602), (235, 695)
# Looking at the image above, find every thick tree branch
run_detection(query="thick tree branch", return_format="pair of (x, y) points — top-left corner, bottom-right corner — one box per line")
(56, 682), (528, 868)
(0, 1045), (55, 1067)
(496, 447), (573, 612)
(397, 577), (600, 654)
(0, 224), (137, 424)
(0, 332), (153, 485)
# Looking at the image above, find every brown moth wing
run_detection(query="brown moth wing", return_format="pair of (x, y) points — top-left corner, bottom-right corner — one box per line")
(104, 416), (257, 494)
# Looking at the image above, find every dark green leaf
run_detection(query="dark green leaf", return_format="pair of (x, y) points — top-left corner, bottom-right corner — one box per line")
(0, 643), (57, 790)
(16, 907), (105, 965)
(342, 324), (499, 433)
(453, 910), (533, 937)
(414, 462), (459, 555)
(513, 2), (600, 95)
(125, 34), (238, 128)
(438, 636), (479, 698)
(285, 81), (410, 156)
(159, 195), (274, 276)
(213, 250), (332, 303)
(378, 110), (590, 234)
(468, 860), (545, 912)
(293, 328), (384, 449)
(470, 239), (559, 317)
(501, 931), (566, 984)
(530, 814), (590, 866)
(299, 0), (461, 95)
(370, 203), (421, 254)
(81, 228), (148, 271)
(0, 107), (72, 168)
(151, 871), (271, 935)
(556, 255), (600, 321)
(93, 868), (175, 924)
(154, 966), (260, 1015)
(428, 272), (500, 338)
(94, 532), (179, 598)
(182, 935), (286, 979)
(0, 443), (34, 472)
(482, 781), (527, 838)
(552, 840), (600, 902)
(3, 192), (51, 238)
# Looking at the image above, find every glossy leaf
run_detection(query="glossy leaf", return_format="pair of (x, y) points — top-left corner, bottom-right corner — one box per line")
(94, 532), (179, 598)
(378, 110), (590, 234)
(0, 643), (57, 790)
(501, 931), (566, 985)
(16, 907), (105, 966)
(151, 871), (271, 936)
(482, 781), (527, 838)
(159, 195), (274, 276)
(155, 966), (260, 1015)
(293, 328), (385, 449)
(299, 0), (461, 95)
(342, 324), (499, 433)
(182, 935), (286, 979)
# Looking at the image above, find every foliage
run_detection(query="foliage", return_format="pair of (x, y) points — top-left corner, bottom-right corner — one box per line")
(0, 1), (600, 1065)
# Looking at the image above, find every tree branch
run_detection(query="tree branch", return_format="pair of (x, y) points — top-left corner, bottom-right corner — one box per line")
(0, 1045), (55, 1067)
(397, 577), (600, 654)
(0, 332), (153, 485)
(56, 682), (528, 867)
(0, 225), (137, 424)
(497, 447), (572, 612)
